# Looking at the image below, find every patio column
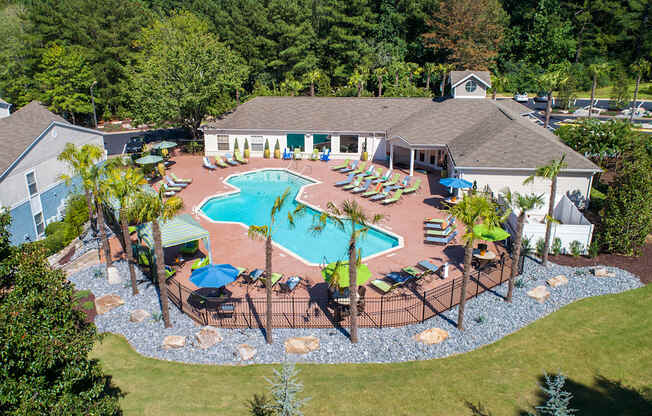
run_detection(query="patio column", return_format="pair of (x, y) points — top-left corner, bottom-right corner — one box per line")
(204, 237), (213, 263)
(389, 143), (394, 170)
(409, 148), (414, 176)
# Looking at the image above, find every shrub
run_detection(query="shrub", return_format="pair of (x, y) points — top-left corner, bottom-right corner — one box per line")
(515, 278), (525, 288)
(82, 300), (95, 311)
(528, 372), (576, 416)
(246, 393), (273, 416)
(569, 240), (584, 257)
(590, 187), (607, 212)
(474, 315), (486, 324)
(63, 193), (89, 233)
(536, 238), (546, 258)
(265, 363), (309, 416)
(588, 238), (600, 258)
(73, 290), (92, 301)
(234, 138), (239, 151)
(43, 221), (77, 255)
(551, 238), (562, 255)
(521, 237), (534, 257)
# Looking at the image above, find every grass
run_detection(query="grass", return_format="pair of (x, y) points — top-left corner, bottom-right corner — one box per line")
(92, 284), (652, 416)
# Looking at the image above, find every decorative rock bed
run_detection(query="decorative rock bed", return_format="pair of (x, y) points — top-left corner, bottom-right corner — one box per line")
(67, 248), (643, 365)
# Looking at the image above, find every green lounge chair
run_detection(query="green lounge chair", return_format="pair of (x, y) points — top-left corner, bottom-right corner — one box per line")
(352, 161), (368, 175)
(165, 265), (176, 278)
(191, 257), (209, 270)
(332, 159), (350, 170)
(171, 172), (192, 184)
(310, 148), (319, 161)
(371, 279), (401, 294)
(368, 168), (383, 181)
(343, 176), (362, 190)
(163, 183), (182, 192)
(425, 225), (455, 236)
(381, 189), (403, 204)
(128, 225), (137, 234)
(373, 169), (392, 183)
(260, 272), (283, 287)
(234, 150), (248, 164)
(236, 267), (247, 277)
(384, 173), (401, 187)
(403, 178), (421, 194)
(402, 266), (425, 279)
(293, 148), (303, 160)
(215, 157), (228, 168)
(362, 183), (383, 197)
(179, 240), (199, 256)
(424, 214), (453, 224)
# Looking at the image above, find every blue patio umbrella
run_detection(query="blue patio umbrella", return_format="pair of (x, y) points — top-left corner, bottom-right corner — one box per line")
(190, 264), (239, 288)
(439, 177), (473, 189)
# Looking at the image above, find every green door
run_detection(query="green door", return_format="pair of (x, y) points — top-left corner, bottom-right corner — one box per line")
(286, 134), (305, 151)
(312, 134), (330, 151)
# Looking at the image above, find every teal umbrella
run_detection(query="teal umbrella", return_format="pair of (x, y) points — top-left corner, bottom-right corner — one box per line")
(473, 224), (510, 242)
(135, 155), (163, 166)
(152, 141), (177, 150)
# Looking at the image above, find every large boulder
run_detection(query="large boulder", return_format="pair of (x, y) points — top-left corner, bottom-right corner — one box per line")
(62, 249), (100, 276)
(413, 328), (449, 345)
(162, 335), (186, 350)
(95, 294), (124, 314)
(527, 286), (550, 304)
(107, 266), (122, 285)
(284, 336), (320, 354)
(546, 275), (568, 288)
(237, 344), (257, 361)
(130, 309), (151, 323)
(195, 327), (223, 349)
(591, 267), (616, 278)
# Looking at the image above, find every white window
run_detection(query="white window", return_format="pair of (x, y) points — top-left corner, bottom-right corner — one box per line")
(217, 135), (230, 151)
(34, 212), (45, 236)
(26, 171), (38, 196)
(250, 136), (264, 152)
(465, 80), (477, 93)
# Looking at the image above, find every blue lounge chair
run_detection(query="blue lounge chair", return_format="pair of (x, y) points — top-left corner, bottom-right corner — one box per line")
(320, 148), (331, 161)
(373, 169), (392, 183)
(424, 231), (458, 245)
(340, 160), (359, 173)
(331, 159), (351, 171)
(416, 260), (440, 274)
(357, 165), (375, 177)
(224, 153), (238, 165)
(244, 268), (265, 284)
(165, 175), (187, 188)
(283, 148), (293, 160)
(352, 178), (371, 193)
(335, 173), (355, 186)
(386, 176), (410, 192)
(203, 156), (217, 170)
(425, 216), (455, 229)
(370, 189), (389, 201)
(280, 276), (302, 293)
(343, 176), (362, 190)
(386, 272), (413, 285)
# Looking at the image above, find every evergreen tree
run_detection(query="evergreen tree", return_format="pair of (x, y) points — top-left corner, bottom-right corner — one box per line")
(265, 363), (310, 416)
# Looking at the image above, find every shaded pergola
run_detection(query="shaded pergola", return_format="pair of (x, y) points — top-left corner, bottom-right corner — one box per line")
(138, 213), (212, 263)
(387, 137), (449, 177)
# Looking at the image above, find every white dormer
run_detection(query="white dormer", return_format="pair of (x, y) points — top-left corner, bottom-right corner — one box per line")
(0, 98), (10, 119)
(449, 71), (491, 99)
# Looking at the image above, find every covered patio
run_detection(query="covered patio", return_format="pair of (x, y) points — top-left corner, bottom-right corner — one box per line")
(387, 138), (450, 177)
(138, 213), (213, 264)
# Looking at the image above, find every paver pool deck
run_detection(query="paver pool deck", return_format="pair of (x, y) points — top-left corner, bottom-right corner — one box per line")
(105, 153), (507, 301)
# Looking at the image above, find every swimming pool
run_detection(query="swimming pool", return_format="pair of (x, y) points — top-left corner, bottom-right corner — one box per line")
(199, 169), (400, 265)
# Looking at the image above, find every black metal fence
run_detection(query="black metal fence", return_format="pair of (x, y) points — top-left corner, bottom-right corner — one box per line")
(166, 256), (511, 329)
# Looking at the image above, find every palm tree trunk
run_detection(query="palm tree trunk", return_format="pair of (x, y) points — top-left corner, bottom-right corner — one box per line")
(236, 88), (240, 106)
(440, 72), (446, 97)
(631, 74), (641, 122)
(589, 74), (597, 118)
(377, 76), (383, 97)
(152, 221), (171, 328)
(348, 236), (358, 343)
(394, 71), (399, 86)
(121, 211), (138, 296)
(84, 190), (96, 233)
(542, 177), (557, 266)
(426, 73), (430, 90)
(265, 236), (273, 344)
(544, 92), (552, 128)
(310, 81), (315, 97)
(492, 88), (496, 100)
(507, 213), (526, 302)
(357, 81), (362, 97)
(96, 198), (112, 269)
(457, 240), (473, 330)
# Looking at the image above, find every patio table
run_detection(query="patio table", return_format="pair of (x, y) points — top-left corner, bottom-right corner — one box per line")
(444, 196), (461, 204)
(473, 249), (497, 261)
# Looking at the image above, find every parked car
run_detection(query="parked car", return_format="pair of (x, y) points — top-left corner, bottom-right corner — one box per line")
(534, 92), (549, 103)
(125, 136), (144, 154)
(513, 93), (529, 103)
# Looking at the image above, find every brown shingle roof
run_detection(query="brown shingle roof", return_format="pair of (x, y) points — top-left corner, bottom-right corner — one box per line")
(450, 71), (491, 88)
(0, 101), (69, 175)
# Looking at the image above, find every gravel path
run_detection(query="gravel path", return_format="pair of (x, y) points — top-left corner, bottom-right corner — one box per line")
(68, 256), (643, 365)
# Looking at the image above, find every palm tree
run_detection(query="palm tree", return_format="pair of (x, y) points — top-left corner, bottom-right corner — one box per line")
(587, 63), (610, 118)
(490, 72), (507, 100)
(248, 188), (305, 344)
(374, 67), (387, 96)
(437, 63), (455, 97)
(88, 163), (113, 270)
(104, 167), (147, 296)
(448, 194), (507, 330)
(500, 189), (544, 302)
(424, 63), (436, 91)
(302, 69), (323, 97)
(348, 66), (369, 97)
(630, 59), (651, 121)
(538, 63), (570, 128)
(523, 155), (567, 267)
(311, 200), (384, 343)
(132, 189), (183, 328)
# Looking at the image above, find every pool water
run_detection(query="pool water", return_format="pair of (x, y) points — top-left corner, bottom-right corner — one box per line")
(200, 169), (399, 264)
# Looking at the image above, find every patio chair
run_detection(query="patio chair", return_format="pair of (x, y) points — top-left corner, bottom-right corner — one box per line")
(381, 189), (403, 204)
(367, 168), (383, 181)
(283, 148), (293, 160)
(402, 266), (426, 279)
(370, 189), (389, 201)
(243, 268), (264, 284)
(362, 183), (383, 197)
(320, 148), (331, 161)
(386, 271), (413, 285)
(351, 178), (372, 193)
(424, 230), (458, 245)
(165, 175), (188, 188)
(425, 217), (455, 230)
(191, 256), (209, 270)
(163, 183), (182, 193)
(310, 148), (320, 161)
(373, 169), (392, 183)
(416, 260), (440, 275)
(403, 178), (421, 194)
(340, 160), (359, 173)
(179, 240), (199, 256)
(335, 172), (355, 186)
(260, 272), (283, 288)
(383, 173), (401, 188)
(385, 176), (409, 192)
(153, 184), (175, 197)
(343, 176), (362, 190)
(203, 156), (217, 170)
(371, 279), (402, 294)
(224, 153), (238, 166)
(331, 159), (350, 170)
(352, 161), (368, 175)
(215, 157), (228, 168)
(128, 225), (137, 234)
(424, 214), (453, 224)
(357, 165), (375, 177)
(293, 148), (303, 160)
(171, 172), (192, 184)
(164, 265), (176, 279)
(234, 150), (248, 164)
(425, 224), (455, 236)
(280, 275), (302, 293)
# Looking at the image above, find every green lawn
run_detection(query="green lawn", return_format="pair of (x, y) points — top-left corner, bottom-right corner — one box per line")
(93, 284), (652, 416)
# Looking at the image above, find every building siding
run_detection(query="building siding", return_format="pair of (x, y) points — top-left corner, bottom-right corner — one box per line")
(8, 201), (36, 245)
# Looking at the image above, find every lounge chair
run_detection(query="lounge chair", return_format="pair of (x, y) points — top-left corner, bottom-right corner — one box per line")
(293, 148), (303, 160)
(357, 165), (375, 177)
(402, 266), (426, 279)
(320, 148), (331, 161)
(331, 159), (350, 170)
(424, 230), (458, 245)
(362, 183), (383, 197)
(165, 265), (176, 279)
(340, 160), (359, 173)
(368, 168), (383, 181)
(352, 161), (368, 175)
(383, 173), (401, 188)
(385, 176), (409, 192)
(381, 189), (403, 204)
(171, 172), (192, 184)
(335, 173), (355, 186)
(425, 217), (455, 230)
(352, 179), (371, 193)
(310, 149), (319, 161)
(403, 178), (421, 194)
(191, 256), (209, 270)
(283, 148), (293, 160)
(370, 189), (389, 201)
(215, 157), (228, 168)
(234, 150), (248, 164)
(179, 240), (199, 256)
(163, 183), (182, 193)
(235, 267), (247, 278)
(342, 176), (362, 190)
(416, 260), (440, 275)
(243, 268), (265, 284)
(371, 279), (402, 294)
(424, 214), (453, 224)
(373, 169), (392, 183)
(165, 175), (187, 188)
(260, 272), (283, 288)
(128, 225), (137, 234)
(425, 224), (455, 236)
(280, 276), (302, 293)
(203, 156), (217, 170)
(224, 153), (238, 166)
(386, 272), (412, 285)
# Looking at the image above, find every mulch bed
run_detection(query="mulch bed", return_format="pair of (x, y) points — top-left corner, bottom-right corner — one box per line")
(550, 242), (652, 284)
(73, 291), (97, 323)
(58, 246), (76, 265)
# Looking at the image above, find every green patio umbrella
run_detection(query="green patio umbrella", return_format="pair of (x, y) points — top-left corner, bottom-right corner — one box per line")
(473, 224), (511, 242)
(152, 141), (177, 150)
(321, 261), (372, 288)
(135, 155), (164, 166)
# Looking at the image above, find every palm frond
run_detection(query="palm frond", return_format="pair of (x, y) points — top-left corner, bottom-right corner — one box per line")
(248, 225), (269, 240)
